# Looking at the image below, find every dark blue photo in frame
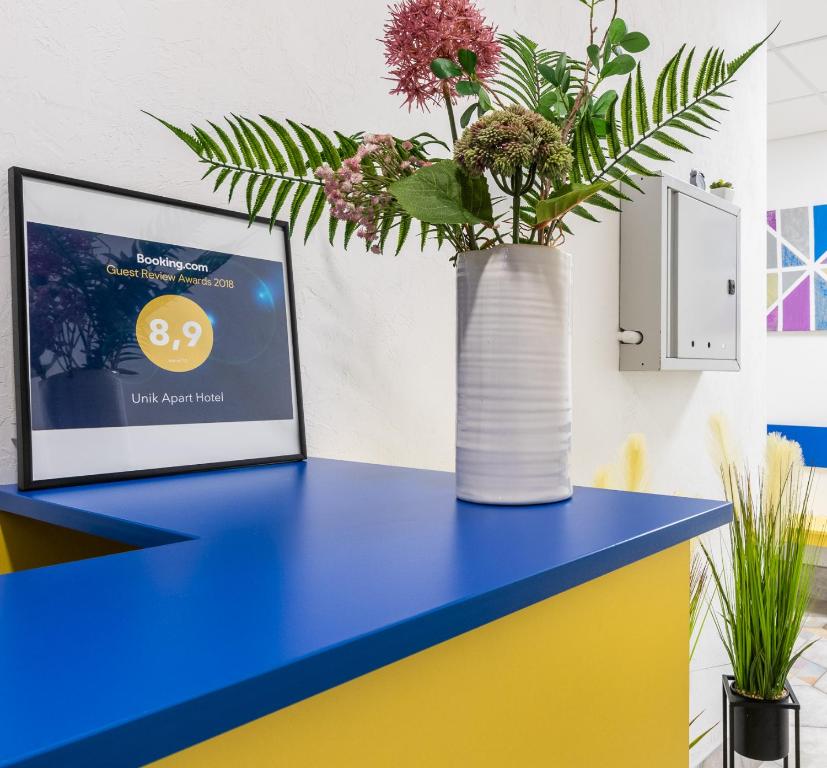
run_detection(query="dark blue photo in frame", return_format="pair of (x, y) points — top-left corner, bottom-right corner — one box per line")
(27, 221), (294, 430)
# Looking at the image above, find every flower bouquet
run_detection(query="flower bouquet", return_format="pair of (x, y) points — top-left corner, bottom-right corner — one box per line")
(151, 0), (769, 503)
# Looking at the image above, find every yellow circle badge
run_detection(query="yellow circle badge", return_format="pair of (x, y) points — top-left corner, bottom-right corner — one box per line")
(136, 295), (214, 372)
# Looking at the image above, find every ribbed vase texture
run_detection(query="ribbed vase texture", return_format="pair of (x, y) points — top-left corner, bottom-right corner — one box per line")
(456, 245), (572, 505)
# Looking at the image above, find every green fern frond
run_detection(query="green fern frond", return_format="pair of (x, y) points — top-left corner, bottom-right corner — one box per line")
(245, 174), (258, 217)
(494, 33), (577, 110)
(652, 52), (673, 124)
(142, 111), (202, 155)
(634, 143), (672, 162)
(419, 220), (430, 250)
(572, 204), (600, 222)
(244, 117), (288, 172)
(271, 180), (294, 222)
(619, 155), (658, 176)
(635, 64), (650, 134)
(228, 116), (255, 168)
(209, 121), (241, 166)
(227, 170), (243, 202)
(606, 165), (643, 193)
(287, 120), (324, 171)
(236, 114), (268, 170)
(250, 176), (275, 221)
(343, 219), (358, 248)
(585, 193), (621, 213)
(584, 117), (606, 171)
(213, 167), (232, 192)
(651, 130), (690, 152)
(667, 118), (708, 138)
(702, 97), (729, 111)
(576, 123), (595, 180)
(328, 213), (340, 245)
(605, 93), (621, 157)
(728, 22), (778, 78)
(621, 75), (634, 146)
(260, 116), (306, 176)
(704, 48), (721, 91)
(289, 184), (312, 234)
(378, 210), (395, 252)
(305, 187), (327, 243)
(395, 214), (412, 255)
(666, 45), (685, 114)
(602, 184), (632, 202)
(694, 48), (714, 99)
(334, 131), (359, 156)
(690, 104), (720, 124)
(680, 48), (695, 107)
(306, 125), (342, 170)
(193, 126), (225, 163)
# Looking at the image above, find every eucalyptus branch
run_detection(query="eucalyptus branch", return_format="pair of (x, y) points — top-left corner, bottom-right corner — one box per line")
(562, 0), (618, 141)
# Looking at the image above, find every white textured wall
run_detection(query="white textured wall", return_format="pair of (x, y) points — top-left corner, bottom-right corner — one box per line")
(0, 0), (768, 495)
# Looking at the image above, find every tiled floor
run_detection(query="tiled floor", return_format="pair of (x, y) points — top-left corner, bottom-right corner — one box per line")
(700, 602), (827, 767)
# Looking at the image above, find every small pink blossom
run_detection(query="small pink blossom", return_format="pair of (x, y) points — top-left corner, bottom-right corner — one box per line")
(314, 136), (420, 253)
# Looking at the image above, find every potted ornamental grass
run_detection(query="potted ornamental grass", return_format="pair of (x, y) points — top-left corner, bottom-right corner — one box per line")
(150, 0), (769, 504)
(703, 433), (816, 763)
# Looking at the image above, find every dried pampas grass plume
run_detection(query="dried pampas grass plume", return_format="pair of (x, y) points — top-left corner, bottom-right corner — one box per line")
(592, 465), (614, 489)
(764, 432), (804, 512)
(591, 434), (648, 492)
(708, 413), (738, 503)
(622, 433), (648, 493)
(708, 413), (738, 469)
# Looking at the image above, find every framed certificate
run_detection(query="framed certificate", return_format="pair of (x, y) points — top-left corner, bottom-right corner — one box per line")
(9, 167), (305, 489)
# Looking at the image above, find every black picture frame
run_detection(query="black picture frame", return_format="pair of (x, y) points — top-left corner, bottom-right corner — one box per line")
(9, 167), (306, 490)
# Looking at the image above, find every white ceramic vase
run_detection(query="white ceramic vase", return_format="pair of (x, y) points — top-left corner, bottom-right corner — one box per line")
(456, 244), (573, 505)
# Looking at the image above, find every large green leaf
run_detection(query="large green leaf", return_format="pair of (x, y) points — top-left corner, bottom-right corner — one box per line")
(535, 180), (615, 226)
(389, 160), (492, 225)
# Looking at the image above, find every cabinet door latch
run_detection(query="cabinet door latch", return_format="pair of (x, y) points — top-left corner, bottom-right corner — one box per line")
(728, 279), (736, 296)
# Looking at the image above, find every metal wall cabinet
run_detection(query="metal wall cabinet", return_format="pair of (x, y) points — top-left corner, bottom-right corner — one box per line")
(619, 173), (740, 372)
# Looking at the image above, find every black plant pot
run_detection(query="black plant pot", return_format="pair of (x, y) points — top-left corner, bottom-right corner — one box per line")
(730, 684), (789, 761)
(722, 675), (801, 767)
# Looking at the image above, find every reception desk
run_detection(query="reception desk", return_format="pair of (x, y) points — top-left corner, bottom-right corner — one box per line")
(0, 459), (730, 767)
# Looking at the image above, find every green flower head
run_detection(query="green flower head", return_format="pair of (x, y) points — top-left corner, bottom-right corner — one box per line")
(454, 105), (572, 181)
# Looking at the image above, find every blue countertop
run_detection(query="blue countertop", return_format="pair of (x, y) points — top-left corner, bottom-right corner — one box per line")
(0, 458), (730, 767)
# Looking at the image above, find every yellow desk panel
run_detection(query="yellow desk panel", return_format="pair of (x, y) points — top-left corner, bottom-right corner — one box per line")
(155, 542), (688, 767)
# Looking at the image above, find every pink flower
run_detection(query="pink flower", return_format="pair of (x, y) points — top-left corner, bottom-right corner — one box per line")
(314, 135), (422, 253)
(383, 0), (500, 111)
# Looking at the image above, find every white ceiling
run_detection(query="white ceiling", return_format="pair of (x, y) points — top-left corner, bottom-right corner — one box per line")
(768, 1), (827, 140)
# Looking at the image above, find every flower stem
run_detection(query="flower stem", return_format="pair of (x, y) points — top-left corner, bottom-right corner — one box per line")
(441, 81), (478, 251)
(442, 82), (458, 143)
(512, 167), (522, 244)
